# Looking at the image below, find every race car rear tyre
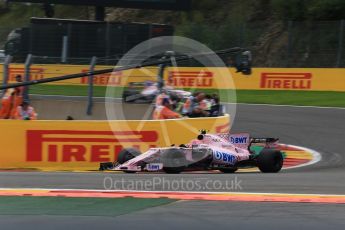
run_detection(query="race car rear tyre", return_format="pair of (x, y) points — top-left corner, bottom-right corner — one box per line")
(219, 168), (238, 173)
(117, 148), (141, 164)
(257, 149), (283, 173)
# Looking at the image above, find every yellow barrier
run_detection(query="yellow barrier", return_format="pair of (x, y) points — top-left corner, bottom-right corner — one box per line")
(0, 115), (230, 170)
(0, 64), (344, 91)
(0, 64), (157, 87)
(0, 64), (234, 89)
(231, 68), (345, 92)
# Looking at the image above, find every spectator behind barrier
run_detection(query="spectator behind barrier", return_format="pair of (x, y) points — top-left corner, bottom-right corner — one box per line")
(10, 75), (24, 119)
(200, 94), (212, 111)
(14, 101), (37, 120)
(182, 92), (200, 115)
(155, 90), (170, 107)
(153, 98), (182, 120)
(209, 95), (223, 117)
(188, 92), (210, 118)
(152, 91), (224, 120)
(0, 88), (15, 119)
(171, 94), (184, 114)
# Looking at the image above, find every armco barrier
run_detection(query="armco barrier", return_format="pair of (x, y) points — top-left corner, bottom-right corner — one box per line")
(1, 64), (344, 91)
(0, 115), (230, 171)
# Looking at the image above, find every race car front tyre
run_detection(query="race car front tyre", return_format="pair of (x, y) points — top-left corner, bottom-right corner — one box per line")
(219, 167), (238, 173)
(257, 149), (283, 173)
(162, 149), (187, 174)
(99, 162), (114, 171)
(117, 148), (141, 164)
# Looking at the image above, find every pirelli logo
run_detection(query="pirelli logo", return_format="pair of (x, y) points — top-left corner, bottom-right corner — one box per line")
(8, 67), (44, 81)
(260, 73), (312, 89)
(26, 130), (158, 162)
(80, 70), (122, 86)
(167, 71), (213, 87)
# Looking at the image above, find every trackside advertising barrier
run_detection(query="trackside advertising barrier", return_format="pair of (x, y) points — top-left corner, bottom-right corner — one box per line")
(0, 65), (237, 89)
(0, 115), (230, 171)
(232, 68), (345, 91)
(1, 64), (345, 91)
(0, 64), (158, 87)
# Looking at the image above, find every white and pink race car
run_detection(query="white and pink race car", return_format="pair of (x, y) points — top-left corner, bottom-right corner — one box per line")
(99, 131), (284, 173)
(122, 81), (191, 103)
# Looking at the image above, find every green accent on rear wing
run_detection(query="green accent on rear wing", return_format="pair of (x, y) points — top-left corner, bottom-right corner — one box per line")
(250, 146), (286, 159)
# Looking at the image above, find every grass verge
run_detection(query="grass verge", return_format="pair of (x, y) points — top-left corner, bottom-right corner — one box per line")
(29, 85), (345, 108)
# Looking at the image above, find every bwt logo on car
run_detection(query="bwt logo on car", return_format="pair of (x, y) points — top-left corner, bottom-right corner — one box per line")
(147, 163), (162, 171)
(260, 73), (312, 89)
(167, 71), (213, 87)
(230, 136), (248, 144)
(213, 151), (237, 165)
(26, 130), (158, 162)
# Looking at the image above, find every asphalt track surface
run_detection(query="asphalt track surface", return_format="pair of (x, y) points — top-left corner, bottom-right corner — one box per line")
(1, 101), (345, 229)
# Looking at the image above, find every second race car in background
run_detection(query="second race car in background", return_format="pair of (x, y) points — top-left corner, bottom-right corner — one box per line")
(122, 81), (191, 103)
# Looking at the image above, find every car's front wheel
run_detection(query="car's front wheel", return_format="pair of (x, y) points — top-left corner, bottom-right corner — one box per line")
(162, 149), (187, 174)
(117, 148), (141, 164)
(117, 148), (142, 173)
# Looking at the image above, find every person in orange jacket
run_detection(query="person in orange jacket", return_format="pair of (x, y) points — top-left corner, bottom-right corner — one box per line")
(14, 101), (37, 120)
(10, 75), (24, 119)
(153, 98), (182, 120)
(0, 88), (15, 119)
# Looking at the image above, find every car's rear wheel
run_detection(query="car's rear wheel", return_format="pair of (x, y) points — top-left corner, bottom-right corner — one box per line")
(257, 149), (283, 173)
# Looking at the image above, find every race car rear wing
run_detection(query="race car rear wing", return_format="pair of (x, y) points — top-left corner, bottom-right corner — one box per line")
(250, 138), (279, 144)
